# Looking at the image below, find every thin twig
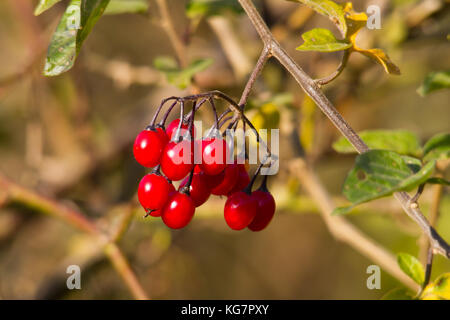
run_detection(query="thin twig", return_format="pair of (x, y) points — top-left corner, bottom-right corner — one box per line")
(0, 174), (149, 299)
(289, 159), (419, 291)
(237, 0), (450, 259)
(423, 247), (434, 290)
(207, 16), (253, 80)
(239, 46), (271, 108)
(315, 50), (350, 86)
(155, 0), (188, 68)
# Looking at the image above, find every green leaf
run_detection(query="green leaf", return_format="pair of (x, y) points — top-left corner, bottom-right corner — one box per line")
(44, 0), (110, 76)
(186, 0), (243, 19)
(417, 71), (450, 97)
(426, 177), (450, 186)
(381, 288), (414, 300)
(154, 57), (213, 89)
(397, 253), (425, 285)
(104, 0), (148, 14)
(420, 273), (450, 300)
(288, 0), (347, 36)
(332, 130), (422, 157)
(423, 133), (450, 163)
(34, 0), (63, 15)
(296, 28), (352, 52)
(401, 155), (422, 173)
(338, 150), (435, 212)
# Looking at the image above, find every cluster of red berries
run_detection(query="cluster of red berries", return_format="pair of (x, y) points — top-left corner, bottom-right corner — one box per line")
(133, 116), (276, 231)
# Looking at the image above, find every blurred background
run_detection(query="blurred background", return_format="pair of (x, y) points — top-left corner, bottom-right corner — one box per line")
(0, 0), (449, 299)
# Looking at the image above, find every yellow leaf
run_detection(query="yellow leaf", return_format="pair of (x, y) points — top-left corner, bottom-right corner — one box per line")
(341, 2), (400, 75)
(341, 2), (367, 42)
(353, 47), (401, 75)
(420, 273), (450, 300)
(300, 96), (316, 152)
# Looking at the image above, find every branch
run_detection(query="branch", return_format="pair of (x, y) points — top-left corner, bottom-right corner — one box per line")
(0, 174), (149, 300)
(156, 0), (188, 68)
(237, 0), (450, 259)
(207, 16), (253, 80)
(289, 159), (419, 291)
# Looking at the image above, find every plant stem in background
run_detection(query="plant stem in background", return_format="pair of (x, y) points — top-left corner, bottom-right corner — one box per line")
(237, 0), (450, 259)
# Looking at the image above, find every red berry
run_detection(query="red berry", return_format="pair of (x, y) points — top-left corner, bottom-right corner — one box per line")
(133, 129), (165, 167)
(227, 164), (250, 196)
(166, 119), (195, 140)
(155, 127), (169, 146)
(138, 173), (171, 210)
(211, 163), (239, 195)
(179, 171), (211, 207)
(147, 183), (176, 217)
(161, 192), (195, 229)
(199, 138), (228, 175)
(224, 191), (257, 230)
(160, 140), (195, 181)
(248, 190), (276, 231)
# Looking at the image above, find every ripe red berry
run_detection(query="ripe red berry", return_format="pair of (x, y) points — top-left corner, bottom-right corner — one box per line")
(146, 183), (176, 217)
(211, 163), (239, 195)
(166, 119), (195, 140)
(199, 138), (228, 176)
(161, 192), (195, 229)
(138, 173), (171, 210)
(160, 140), (195, 181)
(133, 129), (165, 167)
(224, 191), (257, 230)
(248, 190), (276, 231)
(155, 126), (169, 146)
(179, 171), (211, 207)
(227, 164), (250, 196)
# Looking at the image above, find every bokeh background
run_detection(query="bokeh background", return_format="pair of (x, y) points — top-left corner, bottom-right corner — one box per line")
(0, 0), (449, 299)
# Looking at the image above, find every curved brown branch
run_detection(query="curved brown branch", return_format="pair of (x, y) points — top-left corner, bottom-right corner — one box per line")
(237, 0), (450, 259)
(0, 174), (149, 300)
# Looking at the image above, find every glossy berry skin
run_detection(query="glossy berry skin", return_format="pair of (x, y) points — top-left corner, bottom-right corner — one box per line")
(211, 163), (239, 195)
(248, 190), (276, 231)
(161, 192), (195, 229)
(155, 127), (169, 146)
(224, 191), (257, 230)
(179, 172), (211, 207)
(166, 119), (195, 140)
(227, 164), (250, 196)
(138, 174), (171, 210)
(147, 183), (176, 217)
(199, 138), (228, 176)
(133, 129), (165, 167)
(161, 140), (194, 181)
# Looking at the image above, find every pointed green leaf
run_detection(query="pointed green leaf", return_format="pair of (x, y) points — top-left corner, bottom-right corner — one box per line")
(417, 71), (450, 96)
(289, 0), (347, 35)
(186, 0), (243, 19)
(397, 253), (425, 285)
(104, 0), (148, 14)
(340, 150), (435, 210)
(154, 57), (213, 89)
(333, 130), (422, 156)
(44, 0), (110, 76)
(423, 133), (450, 163)
(34, 0), (63, 15)
(296, 28), (352, 52)
(426, 177), (450, 186)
